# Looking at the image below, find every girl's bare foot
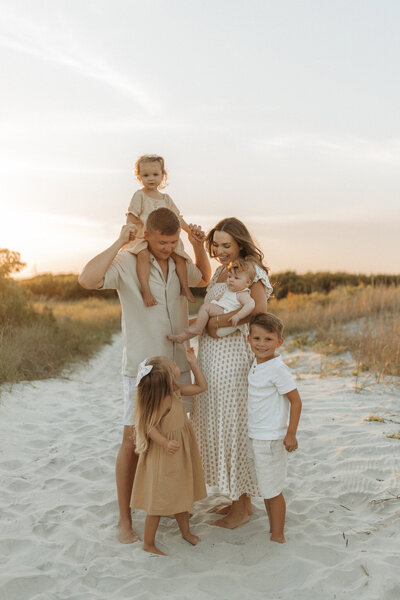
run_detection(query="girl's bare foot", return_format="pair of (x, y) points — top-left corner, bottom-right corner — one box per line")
(118, 521), (139, 544)
(142, 289), (157, 306)
(270, 534), (286, 544)
(211, 513), (250, 529)
(143, 543), (167, 555)
(182, 532), (200, 545)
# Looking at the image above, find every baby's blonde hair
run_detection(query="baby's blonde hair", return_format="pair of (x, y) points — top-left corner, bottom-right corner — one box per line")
(227, 257), (256, 284)
(134, 154), (168, 189)
(134, 356), (179, 454)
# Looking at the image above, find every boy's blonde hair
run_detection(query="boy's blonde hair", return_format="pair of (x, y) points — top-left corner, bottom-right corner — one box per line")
(227, 257), (256, 284)
(249, 312), (284, 338)
(134, 154), (168, 189)
(134, 356), (179, 454)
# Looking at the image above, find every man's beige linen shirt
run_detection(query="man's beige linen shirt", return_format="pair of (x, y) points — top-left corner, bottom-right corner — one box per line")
(102, 249), (202, 377)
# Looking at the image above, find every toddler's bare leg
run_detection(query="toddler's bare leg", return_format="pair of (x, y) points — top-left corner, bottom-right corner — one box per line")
(175, 511), (200, 545)
(265, 493), (286, 543)
(137, 248), (157, 307)
(143, 515), (166, 555)
(173, 253), (195, 302)
(167, 304), (224, 343)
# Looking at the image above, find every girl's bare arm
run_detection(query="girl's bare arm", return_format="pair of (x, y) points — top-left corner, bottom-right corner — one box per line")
(179, 348), (208, 396)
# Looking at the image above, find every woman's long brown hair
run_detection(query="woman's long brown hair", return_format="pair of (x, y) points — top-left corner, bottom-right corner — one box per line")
(206, 217), (269, 273)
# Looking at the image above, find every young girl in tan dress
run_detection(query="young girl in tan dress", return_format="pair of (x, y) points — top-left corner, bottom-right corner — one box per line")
(126, 154), (202, 306)
(131, 348), (207, 556)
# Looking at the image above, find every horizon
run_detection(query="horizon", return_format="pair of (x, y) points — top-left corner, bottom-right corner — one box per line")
(1, 1), (399, 277)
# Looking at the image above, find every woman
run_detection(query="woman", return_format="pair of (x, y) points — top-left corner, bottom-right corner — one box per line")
(192, 217), (273, 528)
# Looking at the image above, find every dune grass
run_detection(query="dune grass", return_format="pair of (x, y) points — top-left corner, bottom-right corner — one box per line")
(0, 298), (121, 385)
(269, 285), (400, 379)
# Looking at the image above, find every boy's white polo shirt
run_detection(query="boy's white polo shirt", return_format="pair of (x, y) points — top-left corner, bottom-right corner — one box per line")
(248, 355), (296, 440)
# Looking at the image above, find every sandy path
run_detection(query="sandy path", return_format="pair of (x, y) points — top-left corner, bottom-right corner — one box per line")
(0, 336), (399, 600)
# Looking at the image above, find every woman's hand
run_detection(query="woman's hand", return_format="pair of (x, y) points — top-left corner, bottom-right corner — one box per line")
(166, 440), (180, 455)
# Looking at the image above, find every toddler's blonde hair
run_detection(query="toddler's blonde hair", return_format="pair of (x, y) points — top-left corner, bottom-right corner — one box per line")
(134, 356), (179, 454)
(134, 154), (168, 189)
(227, 257), (256, 284)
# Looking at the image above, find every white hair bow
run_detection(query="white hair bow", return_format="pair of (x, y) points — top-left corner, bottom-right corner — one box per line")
(135, 358), (153, 386)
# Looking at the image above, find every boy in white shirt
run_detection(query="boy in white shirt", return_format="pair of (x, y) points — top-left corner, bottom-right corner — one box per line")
(247, 313), (302, 543)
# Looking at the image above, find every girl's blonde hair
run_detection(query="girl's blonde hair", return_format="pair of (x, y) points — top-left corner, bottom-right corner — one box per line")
(134, 154), (168, 189)
(206, 217), (269, 273)
(227, 257), (256, 283)
(134, 356), (179, 454)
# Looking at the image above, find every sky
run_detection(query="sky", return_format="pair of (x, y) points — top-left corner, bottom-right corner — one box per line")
(1, 0), (399, 277)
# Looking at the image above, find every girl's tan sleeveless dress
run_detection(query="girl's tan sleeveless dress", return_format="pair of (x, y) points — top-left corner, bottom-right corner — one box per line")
(131, 393), (207, 515)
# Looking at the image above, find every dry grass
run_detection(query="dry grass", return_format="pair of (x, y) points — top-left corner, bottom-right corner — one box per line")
(269, 285), (400, 379)
(0, 298), (121, 385)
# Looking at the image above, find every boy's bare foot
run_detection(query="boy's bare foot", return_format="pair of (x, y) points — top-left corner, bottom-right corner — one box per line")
(182, 532), (200, 545)
(142, 290), (157, 306)
(143, 543), (167, 556)
(211, 514), (250, 529)
(270, 534), (286, 543)
(118, 521), (139, 544)
(182, 287), (196, 303)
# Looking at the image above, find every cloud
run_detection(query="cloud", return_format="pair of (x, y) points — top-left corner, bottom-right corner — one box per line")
(0, 4), (159, 113)
(251, 133), (400, 164)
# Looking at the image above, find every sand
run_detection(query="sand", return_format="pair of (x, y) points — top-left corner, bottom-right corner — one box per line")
(0, 335), (399, 600)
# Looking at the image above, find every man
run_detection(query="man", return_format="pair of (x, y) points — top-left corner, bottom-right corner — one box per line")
(79, 208), (210, 543)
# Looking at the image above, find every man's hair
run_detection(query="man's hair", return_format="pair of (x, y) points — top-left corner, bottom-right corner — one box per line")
(146, 208), (180, 235)
(249, 312), (284, 337)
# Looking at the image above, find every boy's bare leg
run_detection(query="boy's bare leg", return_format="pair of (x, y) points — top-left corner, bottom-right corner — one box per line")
(264, 498), (272, 532)
(265, 493), (286, 543)
(116, 426), (139, 543)
(137, 248), (157, 306)
(173, 253), (195, 302)
(175, 511), (200, 545)
(167, 304), (224, 344)
(212, 494), (250, 529)
(143, 515), (166, 555)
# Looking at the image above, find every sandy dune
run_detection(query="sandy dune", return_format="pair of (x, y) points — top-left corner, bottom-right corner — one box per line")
(0, 335), (399, 600)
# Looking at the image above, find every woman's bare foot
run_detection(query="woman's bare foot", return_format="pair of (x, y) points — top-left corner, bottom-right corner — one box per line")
(182, 287), (196, 303)
(118, 520), (139, 544)
(143, 543), (167, 555)
(207, 503), (232, 515)
(182, 532), (200, 545)
(211, 513), (250, 529)
(142, 288), (157, 306)
(270, 534), (286, 544)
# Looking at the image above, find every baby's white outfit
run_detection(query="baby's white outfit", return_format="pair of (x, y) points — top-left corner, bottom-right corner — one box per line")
(127, 190), (190, 261)
(247, 355), (296, 499)
(211, 287), (251, 312)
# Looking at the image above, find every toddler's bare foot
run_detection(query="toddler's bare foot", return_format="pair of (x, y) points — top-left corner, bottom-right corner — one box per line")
(182, 532), (200, 545)
(142, 289), (157, 307)
(211, 514), (250, 529)
(182, 287), (196, 303)
(118, 521), (139, 544)
(270, 534), (286, 543)
(143, 543), (167, 556)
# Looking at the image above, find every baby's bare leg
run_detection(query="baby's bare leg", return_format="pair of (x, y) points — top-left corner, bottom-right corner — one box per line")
(173, 253), (195, 302)
(167, 303), (224, 343)
(137, 248), (157, 307)
(143, 515), (166, 555)
(265, 493), (286, 543)
(175, 511), (200, 545)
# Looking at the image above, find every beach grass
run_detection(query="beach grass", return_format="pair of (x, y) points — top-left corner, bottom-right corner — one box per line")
(270, 285), (400, 379)
(0, 298), (121, 385)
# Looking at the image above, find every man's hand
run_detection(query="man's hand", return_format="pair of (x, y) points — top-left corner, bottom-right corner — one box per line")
(283, 433), (298, 452)
(118, 224), (137, 245)
(166, 440), (180, 455)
